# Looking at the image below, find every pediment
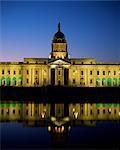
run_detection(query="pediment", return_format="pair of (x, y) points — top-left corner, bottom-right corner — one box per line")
(49, 59), (70, 65)
(48, 59), (71, 68)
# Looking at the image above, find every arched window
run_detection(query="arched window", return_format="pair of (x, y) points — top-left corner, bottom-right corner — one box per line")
(6, 77), (11, 86)
(119, 78), (120, 86)
(107, 78), (111, 86)
(1, 76), (5, 86)
(113, 78), (117, 86)
(18, 76), (22, 86)
(96, 78), (100, 86)
(12, 77), (16, 86)
(102, 78), (106, 86)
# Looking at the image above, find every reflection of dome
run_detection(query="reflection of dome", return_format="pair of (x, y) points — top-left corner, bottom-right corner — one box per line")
(53, 22), (66, 43)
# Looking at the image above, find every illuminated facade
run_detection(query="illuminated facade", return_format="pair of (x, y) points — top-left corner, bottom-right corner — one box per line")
(0, 23), (120, 87)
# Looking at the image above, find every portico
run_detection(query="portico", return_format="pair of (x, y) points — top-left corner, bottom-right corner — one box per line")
(48, 59), (71, 86)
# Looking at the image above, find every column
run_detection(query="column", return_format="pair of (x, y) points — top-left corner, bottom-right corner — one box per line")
(62, 67), (64, 86)
(32, 68), (34, 86)
(49, 67), (51, 85)
(55, 67), (57, 85)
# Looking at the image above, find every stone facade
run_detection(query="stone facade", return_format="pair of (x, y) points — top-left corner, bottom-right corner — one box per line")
(0, 23), (120, 87)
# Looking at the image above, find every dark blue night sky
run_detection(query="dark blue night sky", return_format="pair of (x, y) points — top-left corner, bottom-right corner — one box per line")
(1, 1), (120, 62)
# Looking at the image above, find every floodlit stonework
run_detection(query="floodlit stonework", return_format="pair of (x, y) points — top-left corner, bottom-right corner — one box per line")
(0, 102), (120, 121)
(0, 23), (120, 87)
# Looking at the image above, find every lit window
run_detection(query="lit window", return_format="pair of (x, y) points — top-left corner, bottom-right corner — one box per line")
(97, 103), (100, 107)
(102, 103), (106, 107)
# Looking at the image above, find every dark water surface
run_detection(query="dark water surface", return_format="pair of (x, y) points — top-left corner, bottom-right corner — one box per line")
(0, 101), (120, 149)
(1, 121), (120, 149)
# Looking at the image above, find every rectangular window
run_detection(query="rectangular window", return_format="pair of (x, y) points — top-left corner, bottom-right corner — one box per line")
(13, 71), (16, 75)
(26, 79), (29, 83)
(81, 71), (83, 75)
(2, 70), (4, 74)
(1, 109), (4, 114)
(108, 71), (110, 75)
(58, 70), (60, 75)
(114, 71), (116, 75)
(27, 70), (29, 74)
(97, 71), (99, 75)
(90, 110), (92, 115)
(103, 71), (105, 75)
(103, 109), (105, 114)
(97, 109), (100, 114)
(8, 70), (10, 74)
(19, 110), (21, 115)
(7, 109), (9, 115)
(90, 71), (92, 75)
(26, 110), (28, 115)
(73, 79), (75, 84)
(13, 110), (15, 114)
(90, 79), (92, 84)
(35, 70), (38, 74)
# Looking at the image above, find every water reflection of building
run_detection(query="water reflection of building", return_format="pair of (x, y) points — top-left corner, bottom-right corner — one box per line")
(0, 102), (120, 122)
(0, 23), (120, 87)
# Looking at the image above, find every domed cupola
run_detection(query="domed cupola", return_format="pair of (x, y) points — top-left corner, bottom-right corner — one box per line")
(50, 22), (69, 59)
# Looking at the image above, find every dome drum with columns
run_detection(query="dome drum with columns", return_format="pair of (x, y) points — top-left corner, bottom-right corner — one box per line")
(50, 22), (68, 59)
(0, 22), (120, 87)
